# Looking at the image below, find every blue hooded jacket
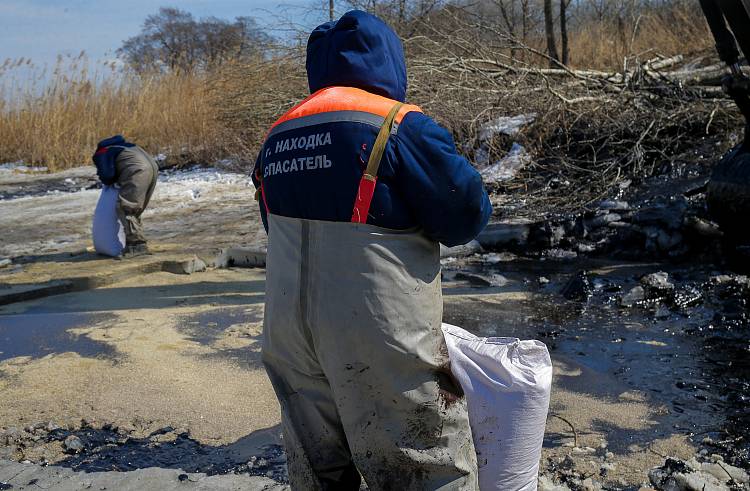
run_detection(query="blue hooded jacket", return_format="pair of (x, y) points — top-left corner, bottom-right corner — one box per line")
(252, 10), (491, 246)
(92, 135), (135, 185)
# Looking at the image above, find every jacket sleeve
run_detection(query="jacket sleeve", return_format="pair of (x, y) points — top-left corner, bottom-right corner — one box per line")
(394, 112), (492, 247)
(251, 151), (269, 233)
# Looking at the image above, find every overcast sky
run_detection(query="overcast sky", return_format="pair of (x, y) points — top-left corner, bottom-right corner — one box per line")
(0, 0), (326, 69)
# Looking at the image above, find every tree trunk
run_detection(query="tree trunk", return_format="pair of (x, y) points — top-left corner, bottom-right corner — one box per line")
(329, 0), (334, 21)
(543, 0), (559, 67)
(522, 0), (529, 44)
(522, 0), (529, 62)
(560, 0), (569, 65)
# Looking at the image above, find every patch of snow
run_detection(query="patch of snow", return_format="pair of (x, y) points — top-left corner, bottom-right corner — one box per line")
(480, 143), (532, 182)
(156, 167), (254, 206)
(474, 146), (490, 167)
(0, 161), (48, 173)
(479, 113), (537, 141)
(159, 166), (251, 186)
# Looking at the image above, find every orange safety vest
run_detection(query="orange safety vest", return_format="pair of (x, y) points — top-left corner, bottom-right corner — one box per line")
(258, 86), (422, 223)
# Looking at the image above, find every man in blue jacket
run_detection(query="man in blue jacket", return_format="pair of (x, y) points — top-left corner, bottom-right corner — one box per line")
(254, 10), (490, 490)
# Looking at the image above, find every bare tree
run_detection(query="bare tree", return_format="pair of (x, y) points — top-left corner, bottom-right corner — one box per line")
(543, 0), (559, 66)
(342, 0), (442, 31)
(521, 0), (530, 46)
(118, 7), (271, 73)
(560, 0), (569, 65)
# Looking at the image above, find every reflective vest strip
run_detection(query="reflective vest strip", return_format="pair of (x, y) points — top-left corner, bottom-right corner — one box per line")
(268, 110), (403, 139)
(269, 87), (421, 134)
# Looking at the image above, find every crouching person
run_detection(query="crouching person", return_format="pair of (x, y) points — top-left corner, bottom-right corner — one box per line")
(92, 135), (158, 256)
(253, 10), (492, 490)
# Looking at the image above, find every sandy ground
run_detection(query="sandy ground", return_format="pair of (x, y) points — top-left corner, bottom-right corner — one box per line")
(0, 269), (277, 447)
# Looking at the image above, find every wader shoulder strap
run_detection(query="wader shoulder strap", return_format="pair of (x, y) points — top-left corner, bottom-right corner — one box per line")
(351, 102), (403, 224)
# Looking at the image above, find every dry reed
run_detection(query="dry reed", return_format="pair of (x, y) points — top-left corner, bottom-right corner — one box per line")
(0, 55), (224, 171)
(566, 4), (712, 70)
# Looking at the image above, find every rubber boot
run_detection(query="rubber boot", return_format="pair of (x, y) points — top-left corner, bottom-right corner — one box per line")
(122, 242), (152, 258)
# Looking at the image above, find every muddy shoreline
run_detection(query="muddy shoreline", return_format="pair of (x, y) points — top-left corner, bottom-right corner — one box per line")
(1, 165), (749, 490)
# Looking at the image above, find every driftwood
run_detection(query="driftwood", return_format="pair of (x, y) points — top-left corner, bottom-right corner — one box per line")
(413, 53), (749, 97)
(404, 33), (746, 218)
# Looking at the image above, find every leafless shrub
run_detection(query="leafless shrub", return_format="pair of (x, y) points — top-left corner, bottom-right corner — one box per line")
(207, 53), (308, 165)
(400, 7), (743, 217)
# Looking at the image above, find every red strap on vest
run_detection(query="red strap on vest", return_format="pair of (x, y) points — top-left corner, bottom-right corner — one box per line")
(350, 101), (403, 224)
(254, 169), (270, 213)
(260, 183), (269, 213)
(351, 176), (377, 224)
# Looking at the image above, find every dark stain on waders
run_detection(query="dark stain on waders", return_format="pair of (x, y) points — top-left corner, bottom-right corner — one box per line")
(437, 340), (464, 406)
(299, 220), (316, 348)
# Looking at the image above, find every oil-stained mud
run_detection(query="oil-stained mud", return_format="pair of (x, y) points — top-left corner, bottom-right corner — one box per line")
(2, 422), (287, 482)
(53, 427), (286, 481)
(443, 256), (750, 475)
(0, 312), (116, 361)
(0, 168), (98, 201)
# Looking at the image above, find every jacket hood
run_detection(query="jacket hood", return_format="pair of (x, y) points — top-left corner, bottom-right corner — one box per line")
(96, 135), (129, 149)
(306, 10), (407, 102)
(92, 135), (134, 185)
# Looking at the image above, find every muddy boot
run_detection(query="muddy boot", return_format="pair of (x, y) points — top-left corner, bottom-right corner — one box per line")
(122, 242), (152, 258)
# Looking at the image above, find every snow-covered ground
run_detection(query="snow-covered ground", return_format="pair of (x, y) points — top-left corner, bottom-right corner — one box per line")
(0, 165), (267, 258)
(0, 162), (48, 173)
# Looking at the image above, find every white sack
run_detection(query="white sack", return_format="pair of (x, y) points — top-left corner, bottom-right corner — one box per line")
(442, 323), (553, 491)
(92, 185), (125, 257)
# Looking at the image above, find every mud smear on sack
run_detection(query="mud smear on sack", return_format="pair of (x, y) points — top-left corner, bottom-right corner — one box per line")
(442, 257), (750, 470)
